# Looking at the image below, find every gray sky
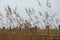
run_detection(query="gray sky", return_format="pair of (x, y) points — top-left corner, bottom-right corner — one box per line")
(0, 0), (60, 29)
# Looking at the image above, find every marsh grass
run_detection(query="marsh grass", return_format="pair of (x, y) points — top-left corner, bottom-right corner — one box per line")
(0, 0), (58, 29)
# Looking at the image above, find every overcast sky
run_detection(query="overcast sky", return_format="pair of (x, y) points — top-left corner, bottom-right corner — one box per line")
(0, 0), (60, 29)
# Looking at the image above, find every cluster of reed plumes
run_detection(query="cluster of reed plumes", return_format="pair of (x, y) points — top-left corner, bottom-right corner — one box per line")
(0, 0), (59, 29)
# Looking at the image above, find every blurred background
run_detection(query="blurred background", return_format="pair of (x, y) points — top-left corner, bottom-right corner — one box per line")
(0, 0), (60, 29)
